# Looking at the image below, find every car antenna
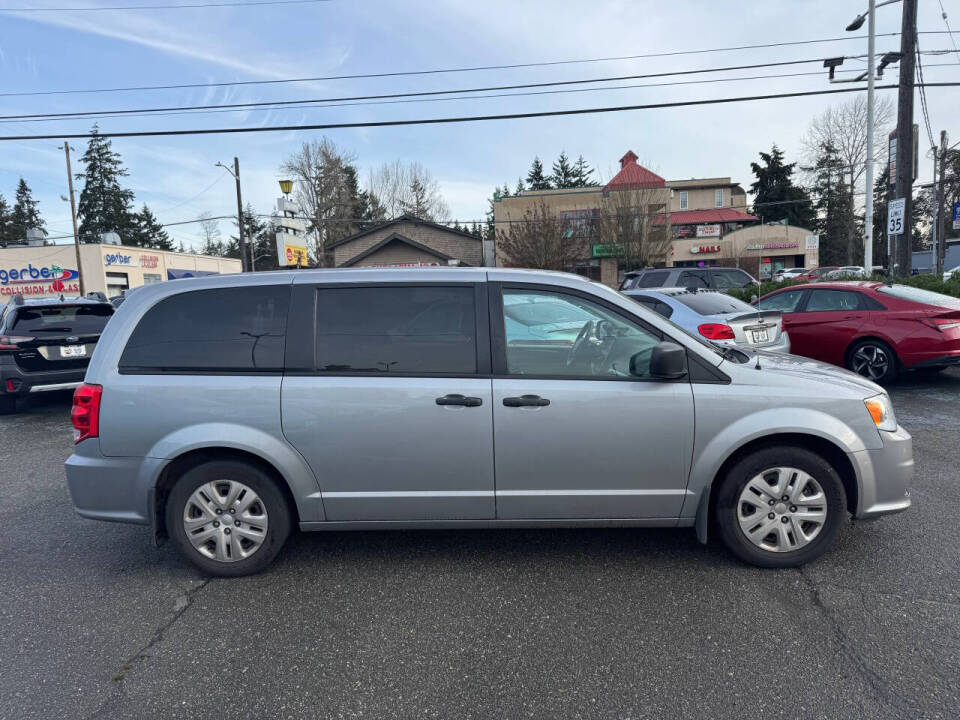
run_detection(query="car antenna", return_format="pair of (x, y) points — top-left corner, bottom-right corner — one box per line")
(754, 277), (762, 370)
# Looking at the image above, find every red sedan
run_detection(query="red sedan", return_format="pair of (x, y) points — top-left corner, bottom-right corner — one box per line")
(794, 266), (840, 282)
(757, 281), (960, 383)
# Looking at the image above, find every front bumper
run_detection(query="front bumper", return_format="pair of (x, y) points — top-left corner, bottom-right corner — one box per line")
(850, 424), (913, 519)
(64, 440), (163, 525)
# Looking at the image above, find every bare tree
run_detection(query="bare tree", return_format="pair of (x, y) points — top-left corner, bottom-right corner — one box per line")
(281, 138), (357, 265)
(596, 186), (672, 269)
(802, 95), (894, 263)
(367, 160), (450, 221)
(497, 200), (585, 270)
(198, 211), (225, 256)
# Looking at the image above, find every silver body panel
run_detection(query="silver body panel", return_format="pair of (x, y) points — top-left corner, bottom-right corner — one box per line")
(65, 267), (912, 541)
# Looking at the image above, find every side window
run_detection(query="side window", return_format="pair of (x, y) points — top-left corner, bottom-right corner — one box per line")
(120, 286), (289, 372)
(711, 269), (752, 289)
(758, 289), (805, 313)
(502, 289), (660, 378)
(635, 270), (669, 288)
(630, 296), (674, 319)
(315, 286), (476, 374)
(805, 290), (864, 312)
(678, 271), (708, 289)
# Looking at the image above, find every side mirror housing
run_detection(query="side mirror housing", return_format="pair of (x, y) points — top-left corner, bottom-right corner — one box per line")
(646, 341), (687, 380)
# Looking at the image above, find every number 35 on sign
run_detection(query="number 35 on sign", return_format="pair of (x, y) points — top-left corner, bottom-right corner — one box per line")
(887, 198), (905, 236)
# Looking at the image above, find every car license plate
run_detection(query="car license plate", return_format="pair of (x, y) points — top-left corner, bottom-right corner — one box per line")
(61, 345), (86, 358)
(750, 329), (770, 344)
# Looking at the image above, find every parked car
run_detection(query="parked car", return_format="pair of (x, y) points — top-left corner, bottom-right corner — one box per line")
(821, 266), (869, 281)
(0, 294), (114, 415)
(944, 265), (960, 281)
(795, 266), (840, 282)
(757, 281), (960, 383)
(623, 287), (790, 354)
(619, 266), (757, 292)
(66, 269), (912, 576)
(774, 268), (808, 282)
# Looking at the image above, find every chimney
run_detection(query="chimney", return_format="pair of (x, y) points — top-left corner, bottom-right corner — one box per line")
(619, 150), (638, 169)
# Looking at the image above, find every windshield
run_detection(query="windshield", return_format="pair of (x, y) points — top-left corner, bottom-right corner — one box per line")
(11, 304), (113, 334)
(671, 292), (755, 316)
(875, 284), (960, 309)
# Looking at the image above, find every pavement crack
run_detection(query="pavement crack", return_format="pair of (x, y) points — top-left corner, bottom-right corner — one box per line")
(81, 578), (211, 720)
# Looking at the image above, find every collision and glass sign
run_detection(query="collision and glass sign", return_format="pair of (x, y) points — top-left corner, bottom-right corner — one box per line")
(0, 264), (80, 296)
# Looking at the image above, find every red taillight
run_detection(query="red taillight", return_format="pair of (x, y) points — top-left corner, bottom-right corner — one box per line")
(71, 383), (102, 444)
(0, 335), (33, 351)
(698, 323), (736, 340)
(919, 315), (960, 332)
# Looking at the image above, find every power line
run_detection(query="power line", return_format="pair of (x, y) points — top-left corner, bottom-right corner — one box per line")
(5, 82), (959, 142)
(936, 0), (960, 64)
(0, 56), (874, 122)
(916, 40), (937, 150)
(0, 0), (332, 11)
(10, 32), (956, 99)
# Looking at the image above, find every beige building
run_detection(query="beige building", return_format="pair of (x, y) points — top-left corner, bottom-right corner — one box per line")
(493, 150), (815, 286)
(0, 243), (240, 300)
(329, 215), (484, 268)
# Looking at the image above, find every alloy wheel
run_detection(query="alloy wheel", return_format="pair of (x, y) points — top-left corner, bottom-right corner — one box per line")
(737, 467), (828, 553)
(851, 344), (889, 381)
(182, 480), (269, 562)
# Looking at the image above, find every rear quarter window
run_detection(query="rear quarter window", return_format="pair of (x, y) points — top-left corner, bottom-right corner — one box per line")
(119, 286), (290, 372)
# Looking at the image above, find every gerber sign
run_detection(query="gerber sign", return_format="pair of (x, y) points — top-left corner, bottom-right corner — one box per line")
(0, 264), (81, 297)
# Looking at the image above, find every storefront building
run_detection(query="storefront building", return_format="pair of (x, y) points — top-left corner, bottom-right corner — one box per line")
(330, 215), (484, 268)
(0, 243), (241, 299)
(669, 224), (820, 278)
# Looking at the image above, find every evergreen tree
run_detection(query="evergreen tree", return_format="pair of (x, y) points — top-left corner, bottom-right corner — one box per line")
(551, 152), (576, 189)
(515, 178), (525, 195)
(748, 144), (815, 228)
(131, 204), (173, 250)
(77, 124), (136, 243)
(572, 155), (597, 187)
(0, 194), (12, 248)
(10, 178), (45, 242)
(231, 204), (268, 268)
(810, 141), (853, 266)
(526, 157), (552, 190)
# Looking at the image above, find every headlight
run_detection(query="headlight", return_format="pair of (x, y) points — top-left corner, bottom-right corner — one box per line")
(864, 394), (897, 431)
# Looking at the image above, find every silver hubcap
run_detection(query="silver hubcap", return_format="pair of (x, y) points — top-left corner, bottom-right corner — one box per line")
(183, 480), (269, 562)
(851, 344), (889, 380)
(737, 467), (828, 553)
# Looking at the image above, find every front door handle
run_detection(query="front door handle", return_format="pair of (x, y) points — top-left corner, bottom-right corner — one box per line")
(503, 394), (550, 407)
(436, 394), (483, 407)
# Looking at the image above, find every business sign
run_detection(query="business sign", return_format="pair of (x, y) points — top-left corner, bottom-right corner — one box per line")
(366, 261), (441, 268)
(689, 244), (721, 254)
(805, 234), (820, 250)
(140, 254), (160, 269)
(104, 252), (132, 266)
(887, 198), (906, 237)
(953, 201), (960, 231)
(889, 133), (897, 186)
(745, 241), (799, 251)
(0, 264), (80, 297)
(696, 224), (721, 238)
(591, 243), (622, 258)
(276, 232), (308, 267)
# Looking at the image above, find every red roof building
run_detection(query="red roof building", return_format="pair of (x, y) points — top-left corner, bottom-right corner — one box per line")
(603, 151), (667, 193)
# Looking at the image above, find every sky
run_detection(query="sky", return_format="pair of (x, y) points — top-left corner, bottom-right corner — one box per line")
(0, 0), (957, 250)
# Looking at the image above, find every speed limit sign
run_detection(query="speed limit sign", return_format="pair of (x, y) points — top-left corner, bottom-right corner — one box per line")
(887, 198), (905, 236)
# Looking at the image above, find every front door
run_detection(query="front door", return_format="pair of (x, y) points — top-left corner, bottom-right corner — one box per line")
(491, 285), (694, 520)
(281, 283), (495, 521)
(784, 288), (868, 366)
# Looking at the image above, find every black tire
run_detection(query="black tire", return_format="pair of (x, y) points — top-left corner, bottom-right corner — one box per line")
(0, 395), (16, 415)
(714, 446), (847, 568)
(846, 338), (899, 385)
(166, 460), (292, 577)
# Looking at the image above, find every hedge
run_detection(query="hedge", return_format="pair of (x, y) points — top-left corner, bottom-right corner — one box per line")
(727, 274), (960, 303)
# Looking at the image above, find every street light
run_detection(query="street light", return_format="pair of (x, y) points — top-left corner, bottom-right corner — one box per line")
(278, 179), (293, 196)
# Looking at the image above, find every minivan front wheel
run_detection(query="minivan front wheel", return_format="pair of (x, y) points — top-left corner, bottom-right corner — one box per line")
(166, 460), (291, 577)
(714, 447), (846, 568)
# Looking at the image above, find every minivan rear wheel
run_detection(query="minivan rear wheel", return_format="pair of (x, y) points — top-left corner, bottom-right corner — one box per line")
(714, 447), (846, 568)
(166, 460), (291, 577)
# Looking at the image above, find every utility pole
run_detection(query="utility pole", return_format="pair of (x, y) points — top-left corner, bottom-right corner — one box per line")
(891, 0), (917, 274)
(863, 0), (877, 273)
(936, 130), (948, 276)
(61, 142), (85, 296)
(217, 157), (248, 272)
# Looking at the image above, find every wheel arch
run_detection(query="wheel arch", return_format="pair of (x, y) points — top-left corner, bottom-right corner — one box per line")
(696, 432), (858, 544)
(152, 447), (302, 545)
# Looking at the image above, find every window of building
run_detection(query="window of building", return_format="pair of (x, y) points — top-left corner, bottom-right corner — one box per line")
(559, 209), (601, 238)
(142, 273), (162, 285)
(502, 289), (660, 378)
(714, 189), (723, 208)
(105, 271), (129, 296)
(119, 286), (290, 372)
(679, 191), (689, 210)
(315, 286), (476, 374)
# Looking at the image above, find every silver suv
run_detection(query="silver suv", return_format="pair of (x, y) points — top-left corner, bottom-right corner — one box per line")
(65, 269), (912, 576)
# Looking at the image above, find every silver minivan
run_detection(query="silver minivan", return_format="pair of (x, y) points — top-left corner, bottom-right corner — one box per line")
(65, 269), (912, 576)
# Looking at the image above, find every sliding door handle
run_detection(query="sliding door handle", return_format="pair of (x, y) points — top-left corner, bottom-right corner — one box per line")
(436, 394), (483, 407)
(503, 394), (550, 407)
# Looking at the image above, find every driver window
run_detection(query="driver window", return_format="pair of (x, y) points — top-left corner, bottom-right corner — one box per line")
(502, 289), (660, 378)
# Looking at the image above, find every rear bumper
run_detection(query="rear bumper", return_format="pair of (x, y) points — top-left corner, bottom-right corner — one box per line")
(64, 441), (161, 525)
(0, 357), (86, 396)
(910, 353), (960, 369)
(850, 425), (913, 519)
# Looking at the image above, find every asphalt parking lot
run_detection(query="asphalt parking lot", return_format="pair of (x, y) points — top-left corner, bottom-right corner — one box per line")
(1, 371), (959, 720)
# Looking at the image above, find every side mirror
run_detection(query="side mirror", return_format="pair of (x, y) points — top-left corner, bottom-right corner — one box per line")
(647, 341), (687, 380)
